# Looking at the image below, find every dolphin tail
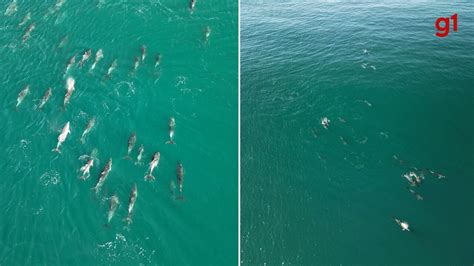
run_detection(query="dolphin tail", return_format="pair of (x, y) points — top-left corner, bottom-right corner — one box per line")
(80, 137), (85, 144)
(134, 161), (143, 166)
(175, 194), (185, 201)
(123, 155), (132, 161)
(165, 139), (175, 145)
(52, 146), (61, 153)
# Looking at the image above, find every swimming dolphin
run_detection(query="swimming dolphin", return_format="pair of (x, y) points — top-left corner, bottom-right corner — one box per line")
(38, 87), (52, 110)
(63, 77), (75, 108)
(429, 169), (446, 179)
(413, 172), (424, 185)
(80, 159), (94, 180)
(107, 194), (120, 223)
(176, 161), (184, 199)
(403, 173), (417, 187)
(140, 45), (146, 62)
(90, 49), (103, 71)
(394, 218), (410, 231)
(125, 184), (137, 225)
(78, 49), (92, 67)
(58, 36), (68, 49)
(55, 0), (65, 9)
(22, 23), (35, 44)
(105, 59), (117, 79)
(132, 56), (140, 73)
(155, 54), (161, 68)
(92, 158), (112, 194)
(52, 121), (71, 153)
(166, 117), (176, 144)
(18, 12), (31, 28)
(16, 85), (30, 110)
(339, 136), (348, 145)
(204, 26), (211, 42)
(80, 116), (96, 143)
(5, 0), (17, 16)
(189, 0), (196, 11)
(145, 152), (160, 181)
(321, 117), (330, 129)
(135, 144), (144, 165)
(407, 187), (423, 201)
(66, 55), (75, 73)
(125, 133), (136, 160)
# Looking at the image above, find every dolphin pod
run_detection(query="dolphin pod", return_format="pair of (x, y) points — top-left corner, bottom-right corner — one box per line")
(9, 2), (198, 229)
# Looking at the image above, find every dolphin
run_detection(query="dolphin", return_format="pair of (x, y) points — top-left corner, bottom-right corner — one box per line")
(90, 49), (103, 71)
(407, 187), (423, 201)
(145, 152), (160, 181)
(78, 49), (92, 67)
(52, 121), (71, 153)
(176, 162), (184, 199)
(125, 133), (136, 160)
(125, 184), (137, 225)
(321, 117), (330, 129)
(403, 173), (417, 187)
(66, 55), (76, 73)
(107, 194), (120, 223)
(155, 54), (161, 68)
(16, 85), (30, 110)
(18, 12), (32, 28)
(80, 116), (96, 143)
(55, 0), (65, 9)
(204, 26), (211, 42)
(140, 45), (146, 62)
(105, 59), (117, 79)
(22, 23), (35, 44)
(58, 36), (68, 49)
(38, 87), (52, 110)
(92, 158), (112, 194)
(80, 159), (94, 180)
(132, 56), (140, 73)
(189, 0), (196, 11)
(135, 144), (144, 165)
(429, 169), (446, 179)
(166, 117), (176, 144)
(63, 77), (75, 108)
(394, 218), (410, 231)
(5, 0), (17, 16)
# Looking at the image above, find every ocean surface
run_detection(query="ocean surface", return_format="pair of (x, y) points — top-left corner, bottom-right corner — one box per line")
(0, 0), (237, 265)
(241, 1), (473, 265)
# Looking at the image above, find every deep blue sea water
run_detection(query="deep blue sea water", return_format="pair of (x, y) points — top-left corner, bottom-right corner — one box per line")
(0, 0), (237, 265)
(242, 1), (473, 264)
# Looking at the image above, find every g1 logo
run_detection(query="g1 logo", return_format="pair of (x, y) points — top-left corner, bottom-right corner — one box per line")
(435, 13), (458, 37)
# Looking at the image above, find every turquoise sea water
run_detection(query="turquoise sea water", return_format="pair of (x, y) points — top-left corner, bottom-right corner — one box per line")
(242, 1), (473, 264)
(0, 0), (237, 265)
